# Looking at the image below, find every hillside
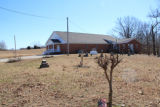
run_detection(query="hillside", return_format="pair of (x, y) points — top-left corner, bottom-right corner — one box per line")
(0, 54), (160, 106)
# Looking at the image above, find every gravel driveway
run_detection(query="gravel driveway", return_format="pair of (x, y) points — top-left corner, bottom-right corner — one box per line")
(0, 55), (49, 62)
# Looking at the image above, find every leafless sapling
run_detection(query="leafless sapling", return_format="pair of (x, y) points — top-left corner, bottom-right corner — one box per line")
(97, 54), (122, 107)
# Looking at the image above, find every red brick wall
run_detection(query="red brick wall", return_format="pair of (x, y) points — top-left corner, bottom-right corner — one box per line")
(47, 40), (141, 54)
(118, 40), (141, 53)
(53, 44), (108, 54)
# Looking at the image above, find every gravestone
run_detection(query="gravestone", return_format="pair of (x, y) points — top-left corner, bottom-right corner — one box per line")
(40, 60), (49, 68)
(100, 50), (104, 57)
(84, 52), (88, 57)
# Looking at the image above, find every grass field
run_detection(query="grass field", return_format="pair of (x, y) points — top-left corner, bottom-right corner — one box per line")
(0, 54), (160, 107)
(0, 48), (45, 59)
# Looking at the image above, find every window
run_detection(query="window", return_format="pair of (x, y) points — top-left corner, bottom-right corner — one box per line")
(123, 44), (125, 49)
(113, 44), (117, 49)
(136, 44), (138, 48)
(56, 45), (60, 52)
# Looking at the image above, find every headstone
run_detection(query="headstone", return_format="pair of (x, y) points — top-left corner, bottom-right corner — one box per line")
(84, 53), (88, 57)
(100, 50), (104, 57)
(40, 60), (49, 68)
(110, 52), (114, 56)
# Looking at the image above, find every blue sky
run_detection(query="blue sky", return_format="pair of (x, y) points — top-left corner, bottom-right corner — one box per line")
(0, 0), (158, 49)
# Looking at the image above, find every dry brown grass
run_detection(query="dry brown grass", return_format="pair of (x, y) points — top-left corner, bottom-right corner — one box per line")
(0, 48), (45, 59)
(0, 54), (160, 107)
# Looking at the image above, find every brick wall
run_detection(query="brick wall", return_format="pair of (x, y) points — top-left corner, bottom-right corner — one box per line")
(118, 40), (141, 53)
(53, 44), (108, 54)
(47, 39), (141, 54)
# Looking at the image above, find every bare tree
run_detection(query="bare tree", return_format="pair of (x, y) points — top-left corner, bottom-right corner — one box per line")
(97, 54), (122, 107)
(136, 23), (151, 55)
(0, 41), (7, 50)
(114, 16), (140, 38)
(149, 8), (160, 55)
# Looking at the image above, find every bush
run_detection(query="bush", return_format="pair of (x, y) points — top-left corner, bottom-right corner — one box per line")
(34, 45), (40, 49)
(27, 46), (31, 50)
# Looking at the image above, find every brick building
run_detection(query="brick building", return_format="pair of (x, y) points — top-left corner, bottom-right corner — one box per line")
(44, 31), (141, 54)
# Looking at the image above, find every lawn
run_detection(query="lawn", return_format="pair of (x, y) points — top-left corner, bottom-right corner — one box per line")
(0, 54), (160, 107)
(0, 48), (45, 59)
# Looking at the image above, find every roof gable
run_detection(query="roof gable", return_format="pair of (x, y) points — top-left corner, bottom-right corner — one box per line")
(55, 31), (116, 44)
(46, 31), (137, 45)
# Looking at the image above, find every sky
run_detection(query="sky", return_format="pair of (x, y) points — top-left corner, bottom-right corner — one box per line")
(0, 0), (159, 49)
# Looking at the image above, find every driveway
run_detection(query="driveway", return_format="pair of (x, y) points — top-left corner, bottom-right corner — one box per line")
(0, 55), (55, 63)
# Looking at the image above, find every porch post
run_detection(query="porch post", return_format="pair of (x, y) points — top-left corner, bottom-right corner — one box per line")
(52, 44), (54, 52)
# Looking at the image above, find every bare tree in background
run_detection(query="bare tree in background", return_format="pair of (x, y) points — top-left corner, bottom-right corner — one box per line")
(0, 41), (7, 50)
(149, 9), (160, 55)
(136, 23), (151, 55)
(114, 16), (140, 38)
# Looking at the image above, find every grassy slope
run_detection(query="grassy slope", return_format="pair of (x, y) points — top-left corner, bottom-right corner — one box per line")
(0, 54), (160, 107)
(0, 48), (45, 59)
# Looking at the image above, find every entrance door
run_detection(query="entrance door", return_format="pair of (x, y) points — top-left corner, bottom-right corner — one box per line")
(129, 44), (134, 53)
(57, 45), (60, 52)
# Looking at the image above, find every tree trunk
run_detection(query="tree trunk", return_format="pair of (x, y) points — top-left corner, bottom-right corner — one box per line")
(108, 82), (113, 107)
(108, 71), (113, 107)
(158, 49), (160, 57)
(146, 35), (150, 55)
(151, 26), (156, 55)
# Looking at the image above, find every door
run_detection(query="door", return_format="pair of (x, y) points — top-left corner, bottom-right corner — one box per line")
(129, 44), (134, 53)
(57, 45), (60, 52)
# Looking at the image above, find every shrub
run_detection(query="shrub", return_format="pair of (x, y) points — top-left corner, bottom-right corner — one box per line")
(27, 46), (31, 50)
(34, 45), (40, 49)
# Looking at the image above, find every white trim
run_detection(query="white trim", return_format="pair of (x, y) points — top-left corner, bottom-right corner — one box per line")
(53, 33), (65, 43)
(45, 31), (65, 46)
(45, 31), (55, 46)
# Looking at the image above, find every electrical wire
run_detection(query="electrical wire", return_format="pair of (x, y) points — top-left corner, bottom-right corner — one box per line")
(0, 6), (53, 19)
(69, 19), (87, 33)
(0, 6), (87, 32)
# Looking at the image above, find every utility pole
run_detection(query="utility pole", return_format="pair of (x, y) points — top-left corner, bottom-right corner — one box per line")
(67, 17), (69, 56)
(14, 35), (17, 58)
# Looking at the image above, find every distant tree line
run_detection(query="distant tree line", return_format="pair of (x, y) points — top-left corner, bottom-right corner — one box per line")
(0, 41), (7, 50)
(26, 45), (41, 50)
(113, 8), (160, 56)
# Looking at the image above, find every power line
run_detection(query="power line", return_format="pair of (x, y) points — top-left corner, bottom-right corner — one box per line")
(0, 6), (53, 19)
(69, 19), (87, 33)
(0, 6), (87, 32)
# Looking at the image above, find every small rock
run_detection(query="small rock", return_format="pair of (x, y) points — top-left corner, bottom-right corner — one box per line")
(81, 95), (84, 98)
(150, 102), (153, 104)
(121, 104), (125, 107)
(138, 90), (143, 95)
